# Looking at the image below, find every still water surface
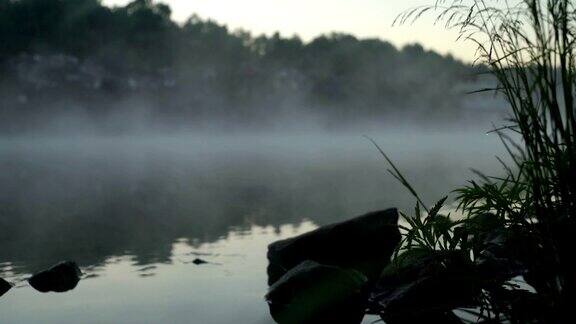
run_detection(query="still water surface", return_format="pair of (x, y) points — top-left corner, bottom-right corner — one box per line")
(0, 129), (505, 323)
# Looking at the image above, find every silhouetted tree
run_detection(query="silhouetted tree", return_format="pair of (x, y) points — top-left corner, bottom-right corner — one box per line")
(0, 0), (479, 132)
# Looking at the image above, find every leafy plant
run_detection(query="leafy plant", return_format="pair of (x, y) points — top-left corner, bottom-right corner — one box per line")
(372, 1), (576, 322)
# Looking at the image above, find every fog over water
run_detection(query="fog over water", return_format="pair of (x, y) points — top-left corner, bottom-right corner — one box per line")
(0, 1), (516, 322)
(0, 124), (509, 323)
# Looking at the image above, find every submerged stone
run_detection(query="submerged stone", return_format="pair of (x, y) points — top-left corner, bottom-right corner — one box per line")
(0, 278), (13, 297)
(266, 260), (368, 324)
(28, 261), (82, 293)
(267, 208), (400, 285)
(192, 258), (208, 265)
(370, 250), (477, 323)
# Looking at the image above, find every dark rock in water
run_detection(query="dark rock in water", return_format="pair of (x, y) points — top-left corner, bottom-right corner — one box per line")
(28, 261), (82, 293)
(488, 287), (549, 323)
(475, 229), (528, 280)
(265, 209), (400, 323)
(380, 310), (464, 324)
(267, 208), (400, 285)
(370, 250), (478, 323)
(266, 260), (368, 324)
(0, 278), (13, 297)
(192, 258), (208, 265)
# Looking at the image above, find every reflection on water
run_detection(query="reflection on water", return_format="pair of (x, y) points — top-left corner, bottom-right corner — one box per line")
(0, 130), (505, 323)
(2, 222), (316, 324)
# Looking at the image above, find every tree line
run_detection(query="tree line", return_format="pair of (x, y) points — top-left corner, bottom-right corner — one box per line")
(0, 0), (481, 132)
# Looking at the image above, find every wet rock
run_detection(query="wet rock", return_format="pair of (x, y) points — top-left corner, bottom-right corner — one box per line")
(488, 287), (549, 322)
(266, 260), (368, 324)
(474, 229), (528, 281)
(370, 250), (478, 323)
(28, 261), (82, 293)
(457, 214), (544, 291)
(0, 278), (13, 297)
(267, 208), (400, 285)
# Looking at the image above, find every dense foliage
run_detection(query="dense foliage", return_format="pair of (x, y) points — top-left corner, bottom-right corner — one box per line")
(0, 0), (479, 132)
(378, 1), (576, 323)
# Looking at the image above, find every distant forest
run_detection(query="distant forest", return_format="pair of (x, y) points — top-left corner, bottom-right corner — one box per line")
(0, 0), (487, 133)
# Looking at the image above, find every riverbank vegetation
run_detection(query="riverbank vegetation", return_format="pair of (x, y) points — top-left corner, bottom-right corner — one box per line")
(376, 0), (576, 322)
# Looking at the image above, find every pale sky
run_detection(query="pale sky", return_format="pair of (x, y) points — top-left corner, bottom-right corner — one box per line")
(103, 0), (477, 61)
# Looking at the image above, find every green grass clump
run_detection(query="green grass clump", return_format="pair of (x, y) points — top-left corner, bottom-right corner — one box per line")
(374, 1), (576, 322)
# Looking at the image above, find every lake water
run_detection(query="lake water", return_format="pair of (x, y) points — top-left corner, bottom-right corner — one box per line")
(0, 128), (506, 323)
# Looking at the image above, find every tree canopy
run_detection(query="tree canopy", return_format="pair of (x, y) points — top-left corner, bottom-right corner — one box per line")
(0, 0), (481, 132)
